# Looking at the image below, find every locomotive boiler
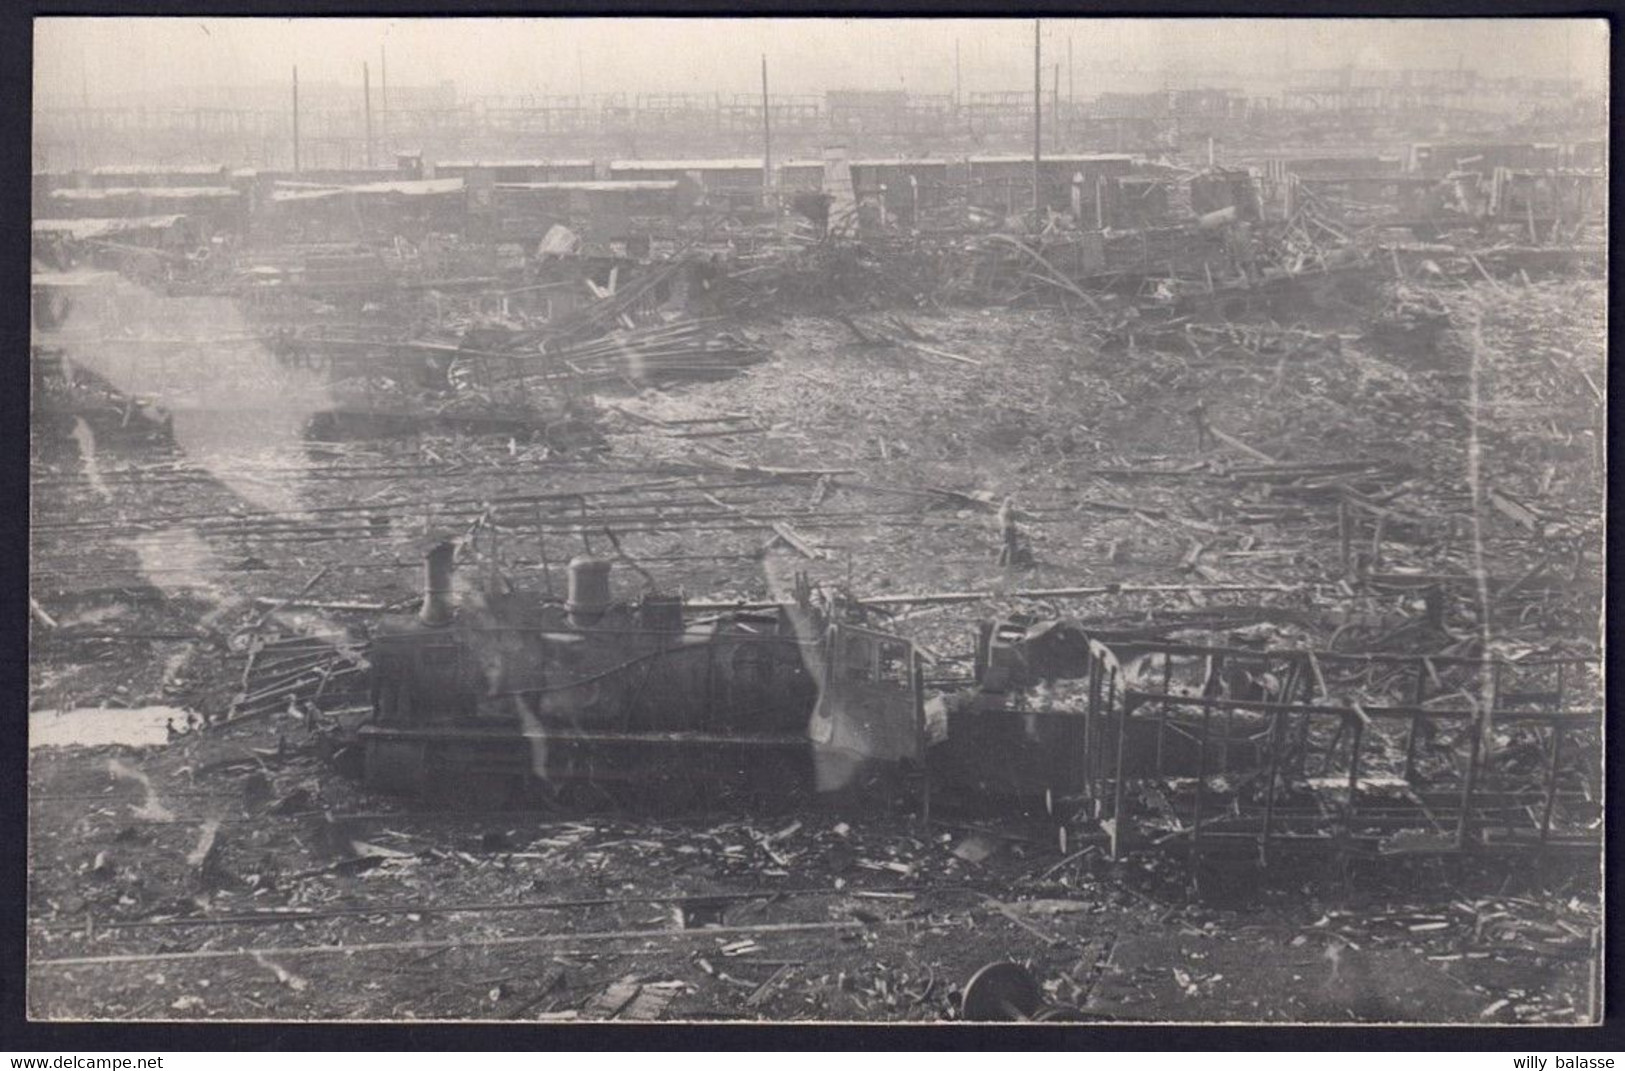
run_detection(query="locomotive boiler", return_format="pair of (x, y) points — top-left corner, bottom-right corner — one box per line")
(355, 542), (925, 801)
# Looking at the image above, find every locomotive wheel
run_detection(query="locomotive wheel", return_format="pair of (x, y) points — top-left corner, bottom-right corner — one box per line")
(961, 961), (1042, 1021)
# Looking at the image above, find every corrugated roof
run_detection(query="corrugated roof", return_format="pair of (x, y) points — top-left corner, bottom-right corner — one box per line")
(32, 269), (126, 288)
(495, 181), (678, 192)
(50, 186), (240, 201)
(33, 215), (188, 239)
(851, 158), (948, 168)
(436, 159), (593, 170)
(610, 158), (764, 172)
(347, 178), (465, 196)
(270, 187), (347, 204)
(271, 178), (465, 203)
(89, 164), (226, 176)
(969, 153), (1136, 165)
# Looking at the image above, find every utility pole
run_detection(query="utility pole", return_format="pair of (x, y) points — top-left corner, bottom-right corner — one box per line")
(1053, 63), (1061, 152)
(292, 64), (300, 173)
(380, 44), (389, 160)
(955, 38), (962, 109)
(364, 61), (374, 168)
(1033, 19), (1042, 216)
(761, 54), (773, 208)
(1067, 35), (1074, 140)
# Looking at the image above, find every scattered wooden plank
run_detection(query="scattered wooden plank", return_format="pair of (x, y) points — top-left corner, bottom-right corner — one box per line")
(1488, 487), (1544, 535)
(979, 895), (1066, 947)
(765, 521), (827, 561)
(745, 964), (795, 1008)
(586, 980), (643, 1020)
(1179, 540), (1209, 572)
(603, 403), (668, 428)
(1209, 425), (1277, 464)
(29, 598), (58, 629)
(1578, 369), (1604, 404)
(503, 970), (565, 1020)
(896, 339), (982, 367)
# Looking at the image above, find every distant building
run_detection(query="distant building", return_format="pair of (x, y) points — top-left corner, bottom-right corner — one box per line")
(850, 158), (951, 218)
(607, 158), (765, 189)
(1408, 142), (1567, 176)
(966, 153), (1136, 213)
(486, 179), (695, 243)
(45, 186), (248, 234)
(431, 159), (596, 184)
(262, 178), (467, 242)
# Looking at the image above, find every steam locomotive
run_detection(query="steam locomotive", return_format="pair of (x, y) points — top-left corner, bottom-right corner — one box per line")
(354, 543), (924, 802)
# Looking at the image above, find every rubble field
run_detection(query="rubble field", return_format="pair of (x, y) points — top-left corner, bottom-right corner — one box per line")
(29, 242), (1604, 1022)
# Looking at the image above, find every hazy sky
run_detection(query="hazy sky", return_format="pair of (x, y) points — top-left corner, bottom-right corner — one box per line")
(36, 17), (1608, 105)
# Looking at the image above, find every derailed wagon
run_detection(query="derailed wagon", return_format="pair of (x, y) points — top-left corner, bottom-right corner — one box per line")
(931, 611), (1602, 862)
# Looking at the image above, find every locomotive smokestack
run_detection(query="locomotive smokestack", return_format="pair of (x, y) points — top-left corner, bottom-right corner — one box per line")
(566, 555), (612, 628)
(420, 541), (456, 627)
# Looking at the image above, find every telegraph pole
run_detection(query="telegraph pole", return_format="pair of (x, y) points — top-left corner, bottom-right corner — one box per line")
(364, 61), (374, 168)
(380, 45), (389, 159)
(955, 38), (962, 109)
(1068, 35), (1074, 140)
(1053, 63), (1061, 152)
(761, 54), (773, 206)
(1033, 20), (1042, 215)
(292, 65), (300, 173)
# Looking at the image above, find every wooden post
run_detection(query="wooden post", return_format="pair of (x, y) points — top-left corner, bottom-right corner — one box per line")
(380, 45), (388, 158)
(535, 504), (553, 598)
(1052, 63), (1060, 153)
(292, 65), (300, 173)
(954, 38), (961, 111)
(1191, 701), (1211, 853)
(915, 652), (930, 829)
(1067, 35), (1074, 139)
(1156, 654), (1172, 776)
(760, 55), (772, 211)
(1456, 683), (1489, 850)
(364, 62), (373, 169)
(1033, 19), (1042, 215)
(1108, 667), (1126, 859)
(1539, 724), (1564, 843)
(1086, 653), (1104, 800)
(1344, 712), (1365, 840)
(1205, 652), (1229, 772)
(1259, 709), (1285, 865)
(1402, 657), (1428, 783)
